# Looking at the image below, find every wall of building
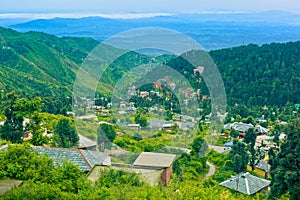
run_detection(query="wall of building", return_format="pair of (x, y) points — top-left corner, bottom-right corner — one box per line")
(161, 165), (173, 186)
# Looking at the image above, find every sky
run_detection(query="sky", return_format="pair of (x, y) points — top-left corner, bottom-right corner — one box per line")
(1, 0), (300, 15)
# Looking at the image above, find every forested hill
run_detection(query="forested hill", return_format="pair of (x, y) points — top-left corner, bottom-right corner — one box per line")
(1, 26), (300, 108)
(0, 27), (99, 96)
(209, 42), (300, 106)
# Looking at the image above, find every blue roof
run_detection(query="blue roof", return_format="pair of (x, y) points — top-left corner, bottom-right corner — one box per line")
(224, 141), (234, 147)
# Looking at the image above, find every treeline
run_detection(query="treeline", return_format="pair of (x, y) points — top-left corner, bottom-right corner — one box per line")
(210, 42), (300, 106)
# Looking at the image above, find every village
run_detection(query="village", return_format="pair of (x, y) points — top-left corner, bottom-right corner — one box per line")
(0, 84), (291, 197)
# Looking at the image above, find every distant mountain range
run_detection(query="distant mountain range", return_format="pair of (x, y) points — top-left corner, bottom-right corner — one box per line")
(3, 11), (300, 50)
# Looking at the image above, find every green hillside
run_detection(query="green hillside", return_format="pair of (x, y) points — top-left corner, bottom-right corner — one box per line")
(165, 42), (300, 107)
(0, 27), (99, 96)
(1, 26), (300, 109)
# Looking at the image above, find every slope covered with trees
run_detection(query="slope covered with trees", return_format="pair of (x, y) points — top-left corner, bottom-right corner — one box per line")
(1, 27), (300, 109)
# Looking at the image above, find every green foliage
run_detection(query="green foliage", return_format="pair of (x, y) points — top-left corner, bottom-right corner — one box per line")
(229, 129), (240, 139)
(0, 144), (85, 196)
(173, 153), (207, 181)
(0, 91), (24, 143)
(226, 141), (249, 173)
(114, 133), (170, 153)
(54, 118), (78, 148)
(269, 118), (300, 200)
(96, 169), (144, 188)
(215, 136), (231, 146)
(134, 107), (149, 127)
(0, 144), (53, 181)
(97, 124), (116, 151)
(191, 136), (208, 157)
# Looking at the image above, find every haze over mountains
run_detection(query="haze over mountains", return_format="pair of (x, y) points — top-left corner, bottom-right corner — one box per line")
(2, 10), (300, 50)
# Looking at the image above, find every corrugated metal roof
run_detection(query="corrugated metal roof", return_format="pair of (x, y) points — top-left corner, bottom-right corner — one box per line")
(133, 152), (176, 168)
(33, 147), (109, 172)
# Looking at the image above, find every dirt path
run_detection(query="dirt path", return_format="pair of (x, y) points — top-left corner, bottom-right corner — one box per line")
(204, 162), (216, 178)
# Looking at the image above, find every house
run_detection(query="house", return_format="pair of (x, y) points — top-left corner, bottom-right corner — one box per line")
(33, 147), (111, 173)
(162, 123), (175, 131)
(78, 134), (97, 150)
(125, 106), (137, 113)
(133, 152), (176, 186)
(148, 120), (166, 130)
(224, 122), (254, 137)
(77, 114), (98, 120)
(128, 124), (141, 130)
(172, 114), (195, 122)
(193, 66), (204, 76)
(180, 122), (195, 130)
(140, 91), (149, 97)
(247, 160), (270, 178)
(220, 172), (270, 195)
(87, 152), (176, 186)
(224, 122), (254, 132)
(254, 125), (269, 134)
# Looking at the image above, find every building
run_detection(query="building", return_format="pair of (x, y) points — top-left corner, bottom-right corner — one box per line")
(128, 124), (141, 130)
(172, 114), (195, 122)
(247, 160), (270, 178)
(148, 119), (166, 130)
(77, 114), (98, 120)
(133, 152), (176, 186)
(87, 152), (177, 186)
(193, 66), (205, 76)
(254, 125), (269, 134)
(78, 134), (97, 150)
(33, 147), (111, 173)
(220, 172), (270, 195)
(162, 123), (176, 131)
(224, 122), (254, 137)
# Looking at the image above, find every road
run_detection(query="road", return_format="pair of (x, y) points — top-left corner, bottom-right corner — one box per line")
(204, 162), (216, 178)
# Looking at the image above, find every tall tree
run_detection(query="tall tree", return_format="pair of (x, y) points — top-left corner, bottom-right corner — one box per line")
(0, 91), (24, 143)
(269, 119), (300, 200)
(54, 119), (78, 148)
(134, 108), (148, 127)
(229, 129), (240, 139)
(97, 124), (116, 152)
(226, 141), (249, 193)
(227, 141), (249, 173)
(244, 128), (264, 171)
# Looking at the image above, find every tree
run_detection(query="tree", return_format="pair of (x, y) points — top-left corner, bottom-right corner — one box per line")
(29, 114), (49, 146)
(54, 119), (78, 148)
(244, 128), (264, 171)
(134, 108), (148, 127)
(229, 129), (240, 139)
(97, 124), (116, 152)
(226, 141), (249, 193)
(0, 91), (44, 144)
(191, 136), (208, 158)
(0, 91), (24, 143)
(269, 119), (300, 200)
(227, 141), (249, 173)
(0, 144), (54, 181)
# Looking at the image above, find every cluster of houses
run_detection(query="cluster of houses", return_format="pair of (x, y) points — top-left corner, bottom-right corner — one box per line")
(0, 127), (273, 196)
